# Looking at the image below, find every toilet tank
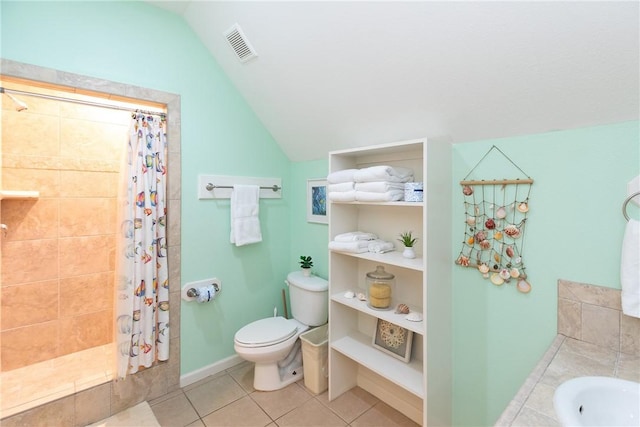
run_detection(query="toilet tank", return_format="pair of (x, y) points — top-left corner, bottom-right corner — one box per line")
(286, 271), (328, 327)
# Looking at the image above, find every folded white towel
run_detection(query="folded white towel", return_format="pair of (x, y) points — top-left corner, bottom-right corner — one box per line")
(368, 240), (396, 254)
(327, 169), (358, 184)
(334, 231), (378, 242)
(621, 218), (640, 318)
(355, 190), (405, 202)
(328, 182), (355, 192)
(355, 181), (406, 193)
(328, 191), (356, 202)
(230, 185), (262, 246)
(354, 165), (414, 183)
(328, 240), (370, 253)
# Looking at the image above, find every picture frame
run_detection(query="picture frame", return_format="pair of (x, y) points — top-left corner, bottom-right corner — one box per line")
(307, 179), (328, 224)
(372, 319), (413, 362)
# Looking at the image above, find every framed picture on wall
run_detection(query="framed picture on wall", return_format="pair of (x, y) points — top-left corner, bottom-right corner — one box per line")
(307, 179), (328, 224)
(372, 319), (413, 362)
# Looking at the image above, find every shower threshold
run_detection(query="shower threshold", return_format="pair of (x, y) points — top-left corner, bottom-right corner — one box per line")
(0, 343), (113, 419)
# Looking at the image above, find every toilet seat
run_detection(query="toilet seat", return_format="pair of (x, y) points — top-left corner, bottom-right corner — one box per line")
(235, 317), (298, 348)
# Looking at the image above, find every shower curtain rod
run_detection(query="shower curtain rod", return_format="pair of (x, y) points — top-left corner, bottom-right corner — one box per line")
(0, 86), (166, 117)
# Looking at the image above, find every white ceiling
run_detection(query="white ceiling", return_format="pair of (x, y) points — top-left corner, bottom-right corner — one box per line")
(148, 1), (639, 161)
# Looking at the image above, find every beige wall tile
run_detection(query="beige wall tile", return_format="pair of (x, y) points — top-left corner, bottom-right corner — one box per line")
(1, 321), (59, 370)
(59, 272), (112, 317)
(557, 298), (581, 340)
(1, 280), (59, 330)
(581, 303), (620, 351)
(558, 279), (621, 310)
(59, 310), (112, 355)
(0, 396), (74, 427)
(620, 313), (640, 355)
(60, 117), (126, 161)
(59, 198), (113, 237)
(60, 170), (119, 198)
(1, 199), (58, 241)
(59, 235), (111, 278)
(2, 112), (60, 157)
(1, 239), (59, 286)
(74, 383), (112, 427)
(1, 167), (60, 197)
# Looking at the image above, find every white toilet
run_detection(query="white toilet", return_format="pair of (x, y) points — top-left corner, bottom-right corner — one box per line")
(234, 271), (328, 391)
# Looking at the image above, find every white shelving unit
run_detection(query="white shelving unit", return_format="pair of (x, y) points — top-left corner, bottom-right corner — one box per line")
(327, 138), (452, 426)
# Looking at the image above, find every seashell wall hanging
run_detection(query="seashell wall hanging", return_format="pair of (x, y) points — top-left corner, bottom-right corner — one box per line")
(455, 145), (534, 293)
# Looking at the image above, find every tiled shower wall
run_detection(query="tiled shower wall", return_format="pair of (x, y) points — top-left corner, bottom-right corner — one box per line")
(1, 81), (126, 371)
(1, 59), (182, 426)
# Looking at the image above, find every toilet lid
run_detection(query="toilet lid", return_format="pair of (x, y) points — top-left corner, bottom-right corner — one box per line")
(235, 317), (298, 347)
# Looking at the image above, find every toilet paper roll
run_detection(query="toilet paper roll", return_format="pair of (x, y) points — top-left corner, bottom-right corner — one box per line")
(196, 284), (217, 303)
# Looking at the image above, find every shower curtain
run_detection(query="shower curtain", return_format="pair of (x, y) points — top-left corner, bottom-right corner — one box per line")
(115, 113), (169, 379)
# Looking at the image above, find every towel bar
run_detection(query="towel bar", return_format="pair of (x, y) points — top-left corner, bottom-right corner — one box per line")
(622, 191), (640, 221)
(206, 183), (281, 192)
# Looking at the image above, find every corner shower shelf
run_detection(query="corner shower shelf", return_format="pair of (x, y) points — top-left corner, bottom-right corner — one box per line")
(0, 190), (40, 200)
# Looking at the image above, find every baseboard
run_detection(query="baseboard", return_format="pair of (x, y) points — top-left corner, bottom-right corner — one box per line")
(179, 354), (245, 388)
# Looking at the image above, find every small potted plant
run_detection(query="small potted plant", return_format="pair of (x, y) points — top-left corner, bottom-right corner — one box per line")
(299, 255), (313, 276)
(397, 231), (417, 259)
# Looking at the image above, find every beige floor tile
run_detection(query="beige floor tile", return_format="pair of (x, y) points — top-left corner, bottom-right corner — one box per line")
(88, 401), (160, 427)
(201, 395), (271, 427)
(316, 386), (379, 423)
(185, 374), (246, 418)
(227, 362), (256, 393)
(151, 391), (200, 427)
(275, 398), (346, 426)
(350, 401), (419, 427)
(249, 382), (312, 420)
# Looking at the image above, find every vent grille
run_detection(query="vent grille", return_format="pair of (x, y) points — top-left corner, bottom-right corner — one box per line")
(224, 24), (258, 63)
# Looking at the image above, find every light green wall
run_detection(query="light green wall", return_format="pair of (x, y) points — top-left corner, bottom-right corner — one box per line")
(452, 121), (640, 425)
(1, 0), (293, 373)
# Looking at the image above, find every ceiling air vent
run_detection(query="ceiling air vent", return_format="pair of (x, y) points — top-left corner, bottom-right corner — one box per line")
(224, 24), (258, 63)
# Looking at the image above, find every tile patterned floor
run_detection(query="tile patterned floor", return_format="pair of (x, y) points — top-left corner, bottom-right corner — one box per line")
(149, 361), (419, 427)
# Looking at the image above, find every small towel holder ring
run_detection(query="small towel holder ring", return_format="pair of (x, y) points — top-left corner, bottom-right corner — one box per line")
(622, 191), (640, 221)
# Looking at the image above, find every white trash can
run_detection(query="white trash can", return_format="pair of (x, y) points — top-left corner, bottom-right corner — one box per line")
(300, 323), (328, 394)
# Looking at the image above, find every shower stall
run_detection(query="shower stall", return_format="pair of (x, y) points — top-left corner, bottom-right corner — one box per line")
(0, 60), (182, 424)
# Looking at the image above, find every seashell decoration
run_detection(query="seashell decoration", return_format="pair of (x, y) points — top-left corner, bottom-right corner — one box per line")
(485, 218), (496, 229)
(506, 246), (515, 258)
(462, 185), (474, 196)
(504, 224), (521, 238)
(406, 312), (423, 322)
(490, 273), (504, 285)
(475, 231), (487, 242)
(357, 292), (367, 301)
(457, 255), (470, 266)
(493, 231), (503, 240)
(517, 202), (529, 213)
(496, 206), (507, 219)
(478, 263), (490, 278)
(344, 291), (355, 299)
(499, 268), (511, 280)
(395, 303), (410, 314)
(510, 268), (520, 278)
(466, 216), (477, 226)
(467, 236), (475, 245)
(479, 239), (491, 250)
(517, 279), (531, 293)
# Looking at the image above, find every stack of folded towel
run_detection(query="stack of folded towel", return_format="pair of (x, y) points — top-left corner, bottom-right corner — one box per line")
(327, 165), (414, 202)
(328, 231), (395, 254)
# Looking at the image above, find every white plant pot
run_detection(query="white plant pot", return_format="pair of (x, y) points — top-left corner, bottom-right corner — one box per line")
(402, 247), (416, 259)
(302, 268), (311, 277)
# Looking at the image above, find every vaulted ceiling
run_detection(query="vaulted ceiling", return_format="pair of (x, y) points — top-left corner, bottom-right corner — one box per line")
(148, 1), (639, 161)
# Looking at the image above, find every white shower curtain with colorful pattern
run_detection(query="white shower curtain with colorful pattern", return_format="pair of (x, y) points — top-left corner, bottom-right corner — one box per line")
(115, 113), (169, 379)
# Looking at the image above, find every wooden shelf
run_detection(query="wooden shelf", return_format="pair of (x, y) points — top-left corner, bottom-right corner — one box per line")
(329, 249), (423, 271)
(331, 292), (425, 335)
(0, 190), (40, 200)
(331, 200), (423, 207)
(331, 332), (424, 398)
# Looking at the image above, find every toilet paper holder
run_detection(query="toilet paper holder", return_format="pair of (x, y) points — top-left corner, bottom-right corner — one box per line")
(182, 278), (222, 302)
(186, 283), (220, 298)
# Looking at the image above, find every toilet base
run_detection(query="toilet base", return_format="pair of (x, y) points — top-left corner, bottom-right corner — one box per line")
(253, 340), (304, 391)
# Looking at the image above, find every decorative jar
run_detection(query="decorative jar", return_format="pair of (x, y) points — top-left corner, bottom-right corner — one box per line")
(366, 265), (395, 310)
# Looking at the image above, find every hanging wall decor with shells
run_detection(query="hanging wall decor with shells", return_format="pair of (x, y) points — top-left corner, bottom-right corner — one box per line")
(455, 146), (534, 293)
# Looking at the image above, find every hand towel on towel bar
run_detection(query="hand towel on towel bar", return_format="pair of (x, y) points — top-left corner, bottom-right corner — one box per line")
(230, 185), (262, 246)
(621, 218), (640, 318)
